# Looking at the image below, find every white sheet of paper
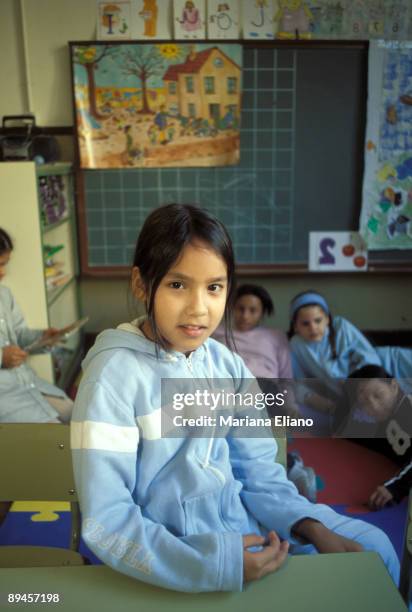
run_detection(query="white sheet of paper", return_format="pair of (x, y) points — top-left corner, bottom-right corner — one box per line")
(309, 232), (368, 272)
(24, 317), (90, 353)
(207, 0), (240, 39)
(174, 0), (206, 39)
(132, 0), (172, 39)
(97, 1), (132, 40)
(242, 0), (275, 40)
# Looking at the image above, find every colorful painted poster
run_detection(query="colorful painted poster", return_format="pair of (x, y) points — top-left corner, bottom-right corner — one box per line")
(207, 0), (240, 39)
(274, 0), (313, 39)
(71, 43), (242, 168)
(97, 1), (132, 40)
(310, 1), (348, 40)
(174, 0), (206, 39)
(133, 0), (172, 39)
(360, 41), (412, 250)
(242, 0), (275, 40)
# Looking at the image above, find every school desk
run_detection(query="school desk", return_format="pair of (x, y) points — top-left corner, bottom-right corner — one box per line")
(0, 552), (407, 611)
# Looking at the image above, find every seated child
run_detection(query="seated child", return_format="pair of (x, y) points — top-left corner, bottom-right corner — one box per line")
(213, 283), (293, 381)
(288, 291), (395, 428)
(0, 228), (73, 424)
(72, 204), (399, 592)
(0, 228), (74, 526)
(348, 365), (412, 510)
(213, 284), (315, 500)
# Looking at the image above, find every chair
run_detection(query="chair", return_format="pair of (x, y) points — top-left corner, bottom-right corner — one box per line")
(0, 423), (87, 567)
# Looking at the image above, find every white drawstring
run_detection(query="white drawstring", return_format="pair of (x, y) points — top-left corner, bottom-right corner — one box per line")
(202, 343), (218, 471)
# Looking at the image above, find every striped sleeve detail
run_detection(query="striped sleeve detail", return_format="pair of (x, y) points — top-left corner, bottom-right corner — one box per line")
(71, 420), (139, 452)
(136, 408), (161, 440)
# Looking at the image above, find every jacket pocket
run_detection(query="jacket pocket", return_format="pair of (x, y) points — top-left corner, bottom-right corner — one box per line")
(183, 489), (223, 536)
(183, 480), (249, 536)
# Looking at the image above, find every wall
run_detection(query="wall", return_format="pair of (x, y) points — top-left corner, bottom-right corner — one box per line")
(81, 273), (412, 333)
(1, 0), (412, 333)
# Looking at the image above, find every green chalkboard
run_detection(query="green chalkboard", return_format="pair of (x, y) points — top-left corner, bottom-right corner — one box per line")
(79, 42), (410, 273)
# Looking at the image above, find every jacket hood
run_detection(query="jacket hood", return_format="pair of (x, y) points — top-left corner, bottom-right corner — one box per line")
(82, 318), (208, 371)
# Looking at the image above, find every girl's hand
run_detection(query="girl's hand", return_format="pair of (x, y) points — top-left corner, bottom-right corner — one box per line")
(369, 485), (394, 511)
(41, 328), (60, 346)
(2, 345), (28, 368)
(293, 519), (363, 553)
(243, 531), (289, 583)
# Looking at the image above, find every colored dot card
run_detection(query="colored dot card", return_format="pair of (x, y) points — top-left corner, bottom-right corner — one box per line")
(309, 231), (368, 272)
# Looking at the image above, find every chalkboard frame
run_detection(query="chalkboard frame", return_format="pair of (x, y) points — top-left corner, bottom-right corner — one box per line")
(70, 40), (412, 277)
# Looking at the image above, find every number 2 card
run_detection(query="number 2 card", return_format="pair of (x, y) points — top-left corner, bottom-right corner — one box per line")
(309, 232), (368, 272)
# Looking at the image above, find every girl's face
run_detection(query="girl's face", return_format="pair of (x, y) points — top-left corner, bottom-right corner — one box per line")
(234, 294), (263, 332)
(0, 251), (11, 281)
(294, 305), (329, 342)
(356, 379), (399, 422)
(139, 241), (228, 354)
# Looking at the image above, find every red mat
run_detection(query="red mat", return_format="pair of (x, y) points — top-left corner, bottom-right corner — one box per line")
(289, 438), (399, 511)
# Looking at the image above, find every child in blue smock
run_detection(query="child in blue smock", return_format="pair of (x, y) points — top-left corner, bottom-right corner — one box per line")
(0, 228), (74, 526)
(72, 205), (399, 593)
(0, 228), (73, 423)
(289, 291), (412, 421)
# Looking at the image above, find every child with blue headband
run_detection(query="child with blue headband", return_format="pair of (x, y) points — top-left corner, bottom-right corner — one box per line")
(288, 290), (412, 423)
(288, 290), (383, 419)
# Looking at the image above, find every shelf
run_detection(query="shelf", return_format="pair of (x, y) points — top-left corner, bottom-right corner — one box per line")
(47, 275), (75, 306)
(42, 214), (71, 235)
(36, 162), (72, 177)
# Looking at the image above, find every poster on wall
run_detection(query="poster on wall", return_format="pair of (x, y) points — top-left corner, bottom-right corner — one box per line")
(360, 41), (412, 250)
(309, 232), (368, 272)
(173, 0), (206, 39)
(132, 0), (172, 39)
(309, 1), (348, 40)
(71, 42), (242, 168)
(96, 1), (132, 39)
(207, 0), (240, 39)
(242, 0), (275, 40)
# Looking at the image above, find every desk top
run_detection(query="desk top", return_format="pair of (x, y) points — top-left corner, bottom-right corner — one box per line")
(0, 552), (407, 612)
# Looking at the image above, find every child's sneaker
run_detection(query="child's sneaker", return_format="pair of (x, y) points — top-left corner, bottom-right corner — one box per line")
(287, 452), (317, 503)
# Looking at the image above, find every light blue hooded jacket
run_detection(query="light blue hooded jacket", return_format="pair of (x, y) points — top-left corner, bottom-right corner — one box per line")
(71, 323), (330, 593)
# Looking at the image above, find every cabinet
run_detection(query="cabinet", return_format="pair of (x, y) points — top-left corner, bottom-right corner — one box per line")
(0, 161), (82, 390)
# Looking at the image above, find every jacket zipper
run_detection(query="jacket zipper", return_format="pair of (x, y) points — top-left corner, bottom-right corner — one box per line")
(186, 348), (226, 485)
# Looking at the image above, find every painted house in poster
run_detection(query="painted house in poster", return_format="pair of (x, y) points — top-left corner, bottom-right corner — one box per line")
(163, 46), (240, 123)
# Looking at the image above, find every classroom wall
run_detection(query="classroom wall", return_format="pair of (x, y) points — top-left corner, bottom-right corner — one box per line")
(81, 274), (412, 333)
(2, 0), (412, 334)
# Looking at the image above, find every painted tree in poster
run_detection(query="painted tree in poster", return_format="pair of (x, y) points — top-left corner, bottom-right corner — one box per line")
(73, 46), (118, 120)
(122, 46), (165, 114)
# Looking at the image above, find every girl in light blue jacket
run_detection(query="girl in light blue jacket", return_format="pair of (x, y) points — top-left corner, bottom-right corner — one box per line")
(71, 204), (399, 593)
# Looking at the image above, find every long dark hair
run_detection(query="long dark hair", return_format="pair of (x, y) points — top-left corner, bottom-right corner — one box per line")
(132, 203), (236, 352)
(288, 290), (337, 359)
(235, 284), (274, 316)
(0, 228), (13, 255)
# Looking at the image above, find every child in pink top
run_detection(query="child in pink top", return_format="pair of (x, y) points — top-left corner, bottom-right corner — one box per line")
(213, 284), (292, 379)
(213, 284), (316, 501)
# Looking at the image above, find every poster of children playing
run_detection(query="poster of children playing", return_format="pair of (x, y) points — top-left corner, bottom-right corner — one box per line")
(71, 42), (242, 168)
